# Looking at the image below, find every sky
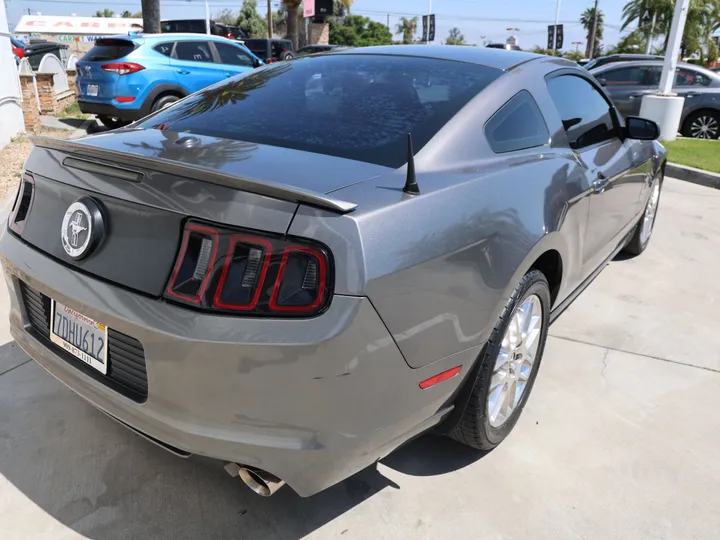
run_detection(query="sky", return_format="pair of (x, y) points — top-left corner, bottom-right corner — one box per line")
(5, 0), (642, 51)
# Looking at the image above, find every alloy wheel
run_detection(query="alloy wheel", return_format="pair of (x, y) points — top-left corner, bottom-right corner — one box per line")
(690, 115), (719, 139)
(640, 179), (661, 246)
(487, 294), (543, 428)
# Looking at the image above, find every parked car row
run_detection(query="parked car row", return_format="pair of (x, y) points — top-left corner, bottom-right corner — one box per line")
(589, 58), (720, 139)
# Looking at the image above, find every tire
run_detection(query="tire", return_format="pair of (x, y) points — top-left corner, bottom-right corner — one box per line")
(97, 115), (130, 130)
(622, 172), (663, 256)
(151, 94), (180, 113)
(681, 110), (720, 139)
(448, 269), (551, 451)
(282, 52), (294, 61)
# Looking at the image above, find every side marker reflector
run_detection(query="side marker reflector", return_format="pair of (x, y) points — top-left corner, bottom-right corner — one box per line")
(419, 366), (462, 389)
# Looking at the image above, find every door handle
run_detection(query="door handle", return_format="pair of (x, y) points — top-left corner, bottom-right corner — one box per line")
(685, 93), (699, 98)
(225, 72), (234, 77)
(176, 69), (191, 75)
(628, 93), (643, 99)
(592, 172), (609, 193)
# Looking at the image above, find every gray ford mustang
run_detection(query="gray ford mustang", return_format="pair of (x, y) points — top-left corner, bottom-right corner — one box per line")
(1, 46), (665, 497)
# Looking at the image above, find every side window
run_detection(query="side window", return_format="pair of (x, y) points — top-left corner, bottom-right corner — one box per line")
(675, 68), (711, 87)
(175, 41), (213, 63)
(154, 42), (175, 57)
(215, 42), (254, 67)
(601, 66), (649, 86)
(484, 91), (550, 153)
(271, 41), (287, 57)
(547, 74), (617, 150)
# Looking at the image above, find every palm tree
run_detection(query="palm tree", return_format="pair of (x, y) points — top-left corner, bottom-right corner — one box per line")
(396, 17), (418, 44)
(580, 7), (605, 58)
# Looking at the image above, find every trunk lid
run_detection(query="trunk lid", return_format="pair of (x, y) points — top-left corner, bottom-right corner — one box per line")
(16, 131), (379, 296)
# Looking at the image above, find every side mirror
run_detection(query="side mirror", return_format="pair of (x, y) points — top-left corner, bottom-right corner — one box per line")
(625, 116), (660, 141)
(253, 57), (261, 68)
(597, 78), (608, 86)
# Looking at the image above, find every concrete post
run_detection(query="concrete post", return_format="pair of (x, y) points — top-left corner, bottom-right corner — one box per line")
(0, 2), (25, 147)
(18, 74), (41, 132)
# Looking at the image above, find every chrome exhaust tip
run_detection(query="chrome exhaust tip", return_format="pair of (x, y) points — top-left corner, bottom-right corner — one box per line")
(225, 463), (285, 497)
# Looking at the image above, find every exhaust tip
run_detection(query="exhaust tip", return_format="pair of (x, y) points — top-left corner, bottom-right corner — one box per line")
(237, 467), (285, 497)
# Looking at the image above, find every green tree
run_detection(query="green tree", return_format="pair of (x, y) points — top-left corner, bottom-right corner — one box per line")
(120, 10), (132, 18)
(395, 17), (418, 44)
(330, 15), (393, 47)
(95, 8), (114, 17)
(215, 8), (237, 25)
(563, 49), (585, 61)
(531, 46), (559, 56)
(131, 11), (142, 18)
(580, 7), (605, 58)
(605, 30), (646, 55)
(237, 1), (266, 37)
(445, 27), (466, 45)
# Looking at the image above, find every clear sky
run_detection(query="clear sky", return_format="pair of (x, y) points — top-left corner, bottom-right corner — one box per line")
(6, 0), (639, 51)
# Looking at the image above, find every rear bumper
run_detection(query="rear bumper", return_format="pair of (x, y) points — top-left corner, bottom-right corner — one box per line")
(0, 230), (467, 496)
(78, 100), (146, 121)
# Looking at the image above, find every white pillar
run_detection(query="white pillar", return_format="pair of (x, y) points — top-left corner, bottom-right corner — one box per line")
(0, 4), (25, 149)
(659, 0), (690, 94)
(639, 0), (690, 141)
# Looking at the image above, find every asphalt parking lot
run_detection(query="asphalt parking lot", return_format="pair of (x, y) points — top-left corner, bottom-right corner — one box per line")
(0, 178), (718, 540)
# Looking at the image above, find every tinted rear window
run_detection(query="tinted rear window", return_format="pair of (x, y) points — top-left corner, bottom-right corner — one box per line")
(243, 39), (268, 54)
(137, 55), (501, 167)
(83, 39), (136, 61)
(161, 20), (205, 33)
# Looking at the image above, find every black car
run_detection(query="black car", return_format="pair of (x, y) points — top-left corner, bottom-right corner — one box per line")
(584, 54), (663, 71)
(297, 44), (345, 55)
(243, 38), (294, 62)
(161, 19), (246, 40)
(23, 40), (69, 70)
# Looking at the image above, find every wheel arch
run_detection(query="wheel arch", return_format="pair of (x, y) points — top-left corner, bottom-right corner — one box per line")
(140, 84), (189, 117)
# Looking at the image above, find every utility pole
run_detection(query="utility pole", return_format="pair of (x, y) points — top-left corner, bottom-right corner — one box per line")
(553, 0), (562, 55)
(587, 0), (599, 60)
(644, 12), (656, 55)
(267, 0), (273, 38)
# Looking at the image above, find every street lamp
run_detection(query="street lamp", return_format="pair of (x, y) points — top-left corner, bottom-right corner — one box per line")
(572, 41), (583, 52)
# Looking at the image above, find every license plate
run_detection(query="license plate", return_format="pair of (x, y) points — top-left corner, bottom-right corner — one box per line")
(86, 84), (98, 97)
(50, 301), (108, 374)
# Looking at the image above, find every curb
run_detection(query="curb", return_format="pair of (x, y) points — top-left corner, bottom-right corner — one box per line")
(666, 162), (720, 189)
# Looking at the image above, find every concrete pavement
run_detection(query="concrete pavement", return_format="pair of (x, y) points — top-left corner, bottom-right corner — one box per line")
(0, 178), (718, 539)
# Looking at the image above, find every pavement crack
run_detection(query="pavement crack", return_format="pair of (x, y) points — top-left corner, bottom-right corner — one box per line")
(600, 348), (610, 381)
(549, 334), (720, 374)
(0, 358), (32, 378)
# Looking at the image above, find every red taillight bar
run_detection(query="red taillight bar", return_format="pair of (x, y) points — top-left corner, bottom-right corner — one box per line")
(165, 223), (219, 304)
(419, 366), (462, 389)
(269, 246), (327, 313)
(101, 62), (145, 75)
(213, 234), (272, 311)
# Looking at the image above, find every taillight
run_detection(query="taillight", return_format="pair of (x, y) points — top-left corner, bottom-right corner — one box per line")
(164, 221), (332, 317)
(8, 173), (35, 234)
(101, 62), (145, 75)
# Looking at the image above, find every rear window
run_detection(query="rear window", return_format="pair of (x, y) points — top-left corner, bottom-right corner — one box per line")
(83, 39), (136, 61)
(161, 20), (205, 33)
(136, 55), (501, 168)
(243, 39), (268, 54)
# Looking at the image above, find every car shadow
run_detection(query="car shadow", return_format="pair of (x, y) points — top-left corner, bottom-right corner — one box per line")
(0, 340), (487, 539)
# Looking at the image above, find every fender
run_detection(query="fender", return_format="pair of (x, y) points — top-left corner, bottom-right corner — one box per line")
(139, 84), (190, 118)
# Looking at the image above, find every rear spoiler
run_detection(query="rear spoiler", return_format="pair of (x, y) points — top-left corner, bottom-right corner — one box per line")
(30, 136), (358, 214)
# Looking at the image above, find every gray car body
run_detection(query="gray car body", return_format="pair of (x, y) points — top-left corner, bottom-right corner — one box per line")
(591, 60), (720, 127)
(0, 46), (666, 496)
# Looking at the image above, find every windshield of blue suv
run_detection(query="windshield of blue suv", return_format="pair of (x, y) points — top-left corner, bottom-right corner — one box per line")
(136, 55), (501, 168)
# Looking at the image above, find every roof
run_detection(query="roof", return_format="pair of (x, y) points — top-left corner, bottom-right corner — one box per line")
(14, 15), (142, 35)
(117, 33), (243, 42)
(591, 59), (716, 73)
(335, 45), (544, 71)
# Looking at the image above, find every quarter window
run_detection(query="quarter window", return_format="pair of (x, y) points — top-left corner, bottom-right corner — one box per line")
(547, 74), (617, 150)
(215, 42), (254, 67)
(485, 91), (549, 153)
(175, 41), (213, 63)
(153, 42), (175, 57)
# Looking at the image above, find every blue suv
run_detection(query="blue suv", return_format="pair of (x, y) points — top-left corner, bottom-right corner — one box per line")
(77, 34), (263, 128)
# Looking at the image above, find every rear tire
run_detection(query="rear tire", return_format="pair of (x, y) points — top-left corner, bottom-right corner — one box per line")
(97, 115), (130, 130)
(622, 172), (662, 257)
(448, 270), (550, 451)
(681, 110), (720, 139)
(151, 94), (181, 112)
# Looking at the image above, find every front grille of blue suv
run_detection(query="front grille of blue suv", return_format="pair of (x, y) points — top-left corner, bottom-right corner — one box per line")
(77, 33), (263, 129)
